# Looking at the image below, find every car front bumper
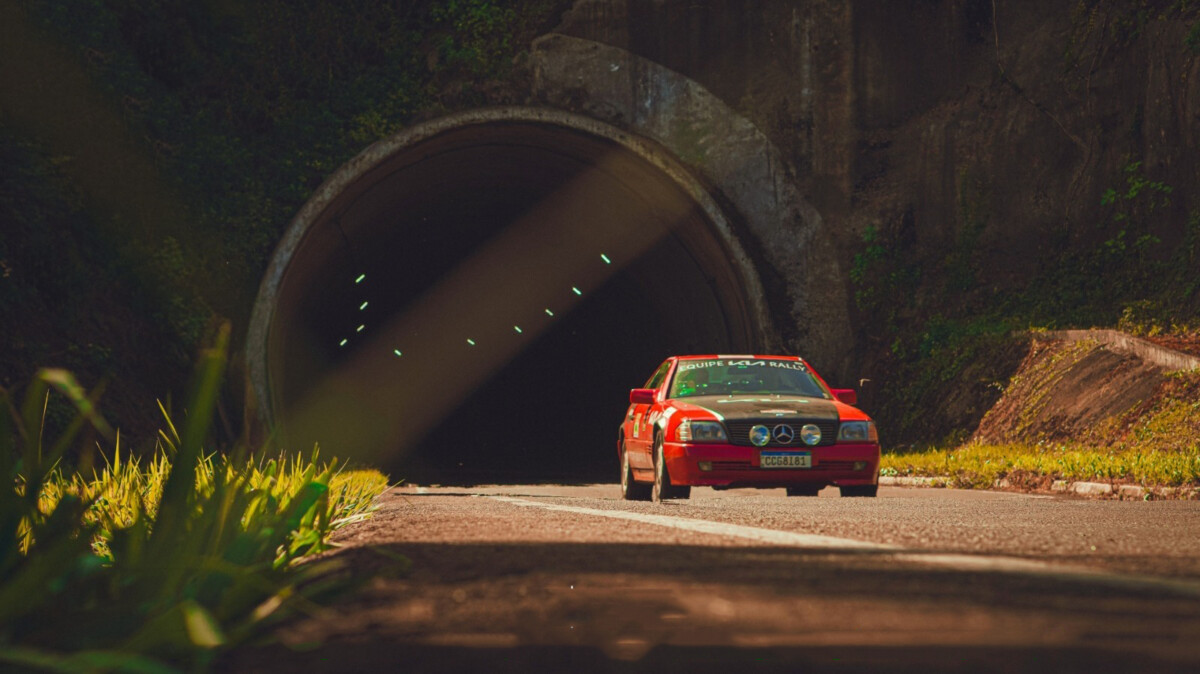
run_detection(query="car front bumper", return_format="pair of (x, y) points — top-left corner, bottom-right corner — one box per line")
(664, 440), (881, 487)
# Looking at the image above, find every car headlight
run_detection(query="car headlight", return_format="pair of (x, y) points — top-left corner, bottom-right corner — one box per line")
(837, 421), (878, 443)
(676, 419), (727, 443)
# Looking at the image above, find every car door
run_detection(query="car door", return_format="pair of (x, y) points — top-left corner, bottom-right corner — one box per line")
(625, 359), (673, 469)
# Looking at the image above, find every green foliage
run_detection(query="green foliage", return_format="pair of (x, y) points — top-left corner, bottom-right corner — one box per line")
(1100, 160), (1173, 221)
(1078, 163), (1197, 325)
(6, 1), (565, 437)
(1186, 20), (1200, 51)
(884, 316), (1018, 441)
(0, 135), (94, 324)
(431, 0), (520, 76)
(882, 441), (1200, 488)
(0, 327), (390, 671)
(1087, 0), (1200, 46)
(1016, 160), (1185, 328)
(0, 126), (200, 420)
(1117, 297), (1200, 335)
(848, 225), (885, 287)
(945, 171), (989, 292)
(19, 0), (562, 333)
(849, 222), (921, 325)
(852, 156), (1197, 446)
(850, 202), (1022, 443)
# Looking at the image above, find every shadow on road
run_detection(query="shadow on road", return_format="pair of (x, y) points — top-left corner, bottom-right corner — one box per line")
(230, 641), (1194, 674)
(224, 541), (1200, 673)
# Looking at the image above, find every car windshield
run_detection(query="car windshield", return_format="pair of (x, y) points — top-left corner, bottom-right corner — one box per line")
(667, 359), (831, 399)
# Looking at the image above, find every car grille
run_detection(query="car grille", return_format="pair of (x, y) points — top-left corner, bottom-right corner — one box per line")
(813, 460), (857, 471)
(724, 419), (838, 447)
(711, 460), (756, 472)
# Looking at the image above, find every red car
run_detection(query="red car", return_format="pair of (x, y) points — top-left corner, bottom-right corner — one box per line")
(618, 355), (880, 501)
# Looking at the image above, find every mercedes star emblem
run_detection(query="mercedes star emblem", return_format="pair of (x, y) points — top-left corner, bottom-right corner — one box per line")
(773, 424), (795, 444)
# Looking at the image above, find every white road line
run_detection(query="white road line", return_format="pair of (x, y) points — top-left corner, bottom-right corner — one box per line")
(488, 496), (892, 550)
(487, 495), (1200, 599)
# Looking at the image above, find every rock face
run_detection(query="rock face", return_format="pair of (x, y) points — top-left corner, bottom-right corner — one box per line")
(548, 0), (1200, 376)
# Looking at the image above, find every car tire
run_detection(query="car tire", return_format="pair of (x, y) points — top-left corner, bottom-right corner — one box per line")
(785, 485), (822, 497)
(839, 485), (879, 498)
(652, 434), (690, 502)
(620, 441), (652, 501)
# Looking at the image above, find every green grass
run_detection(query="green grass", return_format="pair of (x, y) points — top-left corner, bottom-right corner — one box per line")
(33, 447), (388, 562)
(882, 442), (1200, 490)
(0, 325), (392, 672)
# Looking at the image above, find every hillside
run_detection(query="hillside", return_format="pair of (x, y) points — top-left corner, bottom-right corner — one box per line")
(881, 329), (1200, 492)
(978, 331), (1200, 451)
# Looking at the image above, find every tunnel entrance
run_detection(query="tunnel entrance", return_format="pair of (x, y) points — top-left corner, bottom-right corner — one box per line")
(248, 109), (772, 483)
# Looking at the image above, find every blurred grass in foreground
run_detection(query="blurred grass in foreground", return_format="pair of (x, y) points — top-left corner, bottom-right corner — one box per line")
(33, 448), (388, 561)
(882, 442), (1200, 489)
(0, 325), (390, 673)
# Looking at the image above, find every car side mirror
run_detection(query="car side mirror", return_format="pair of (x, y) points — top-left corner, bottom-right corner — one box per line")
(629, 388), (657, 405)
(832, 388), (857, 405)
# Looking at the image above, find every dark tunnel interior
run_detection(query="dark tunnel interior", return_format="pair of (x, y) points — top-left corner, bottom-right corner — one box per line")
(267, 121), (762, 483)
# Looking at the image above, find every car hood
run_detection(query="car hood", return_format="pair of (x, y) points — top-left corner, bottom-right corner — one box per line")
(675, 395), (839, 422)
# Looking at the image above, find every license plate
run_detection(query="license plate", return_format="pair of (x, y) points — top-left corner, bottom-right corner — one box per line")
(760, 451), (811, 469)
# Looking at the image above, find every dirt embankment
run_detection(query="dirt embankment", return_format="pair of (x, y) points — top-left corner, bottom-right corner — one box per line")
(975, 331), (1200, 449)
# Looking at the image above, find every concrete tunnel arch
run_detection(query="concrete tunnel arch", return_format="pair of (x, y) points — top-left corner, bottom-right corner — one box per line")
(245, 107), (779, 482)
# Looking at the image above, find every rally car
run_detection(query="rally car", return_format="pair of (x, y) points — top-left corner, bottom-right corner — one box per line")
(618, 355), (880, 501)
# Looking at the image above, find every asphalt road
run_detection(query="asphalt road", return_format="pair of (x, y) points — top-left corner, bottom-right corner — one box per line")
(228, 485), (1200, 673)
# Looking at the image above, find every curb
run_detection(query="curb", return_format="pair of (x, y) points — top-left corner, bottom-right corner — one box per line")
(1032, 329), (1200, 372)
(879, 476), (1198, 500)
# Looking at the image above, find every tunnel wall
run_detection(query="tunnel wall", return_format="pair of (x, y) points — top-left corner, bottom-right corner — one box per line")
(246, 107), (775, 431)
(530, 34), (852, 371)
(247, 36), (853, 437)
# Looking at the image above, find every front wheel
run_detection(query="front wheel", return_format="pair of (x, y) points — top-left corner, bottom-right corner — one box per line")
(620, 441), (651, 501)
(839, 485), (878, 498)
(652, 434), (690, 502)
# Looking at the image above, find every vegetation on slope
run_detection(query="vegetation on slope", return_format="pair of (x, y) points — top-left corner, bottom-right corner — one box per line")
(862, 188), (1200, 488)
(876, 333), (1200, 492)
(854, 159), (1200, 447)
(885, 376), (1200, 487)
(843, 1), (1200, 450)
